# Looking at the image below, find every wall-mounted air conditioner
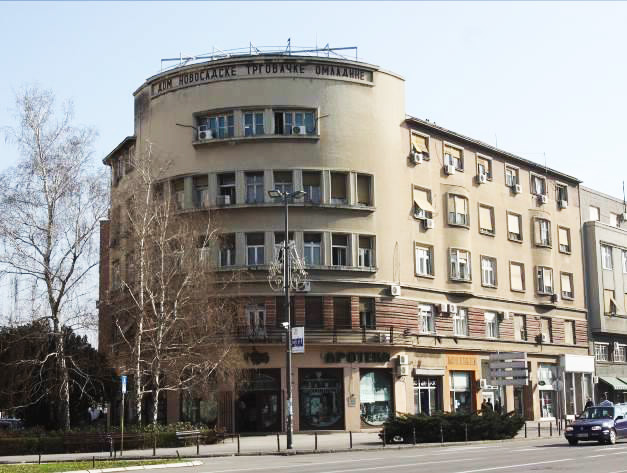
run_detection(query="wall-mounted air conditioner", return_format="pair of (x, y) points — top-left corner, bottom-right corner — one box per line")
(513, 184), (522, 194)
(480, 378), (488, 389)
(415, 209), (426, 220)
(477, 173), (487, 184)
(445, 164), (456, 175)
(398, 365), (411, 377)
(390, 284), (401, 297)
(411, 152), (423, 164)
(448, 303), (458, 314)
(198, 125), (213, 141)
(292, 126), (307, 136)
(558, 200), (568, 209)
(539, 194), (548, 205)
(541, 333), (550, 343)
(217, 195), (231, 206)
(398, 354), (409, 365)
(296, 281), (311, 293)
(425, 218), (434, 229)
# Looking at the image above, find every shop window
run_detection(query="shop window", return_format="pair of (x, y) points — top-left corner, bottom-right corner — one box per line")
(534, 218), (551, 247)
(595, 343), (609, 361)
(193, 175), (209, 208)
(180, 391), (218, 426)
(244, 111), (265, 136)
(479, 205), (495, 236)
(449, 372), (472, 413)
(453, 308), (468, 336)
(274, 110), (316, 135)
(560, 272), (574, 300)
(602, 245), (613, 270)
(219, 234), (235, 267)
(273, 171), (293, 195)
(449, 249), (471, 281)
(357, 174), (373, 206)
(536, 266), (553, 295)
(538, 364), (557, 418)
(245, 172), (265, 204)
(331, 234), (349, 266)
(505, 165), (519, 188)
(530, 174), (546, 196)
(246, 233), (265, 265)
(444, 144), (463, 171)
(507, 212), (522, 242)
(360, 369), (393, 427)
(485, 311), (499, 339)
(198, 112), (234, 139)
(218, 173), (236, 205)
(333, 297), (351, 329)
(419, 304), (434, 334)
(358, 236), (374, 268)
(481, 256), (497, 288)
(304, 297), (323, 328)
(414, 377), (441, 415)
(172, 178), (185, 210)
(330, 172), (348, 205)
(359, 298), (375, 329)
(448, 194), (469, 226)
(299, 368), (344, 430)
(589, 206), (600, 222)
(514, 314), (527, 341)
(509, 261), (525, 292)
(413, 186), (433, 220)
(564, 320), (576, 345)
(415, 244), (433, 277)
(558, 227), (571, 253)
(303, 171), (321, 204)
(303, 233), (322, 265)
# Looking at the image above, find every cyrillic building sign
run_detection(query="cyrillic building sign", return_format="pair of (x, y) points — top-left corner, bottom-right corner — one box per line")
(323, 351), (390, 363)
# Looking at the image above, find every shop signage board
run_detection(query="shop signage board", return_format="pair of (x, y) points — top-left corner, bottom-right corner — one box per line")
(292, 327), (304, 354)
(488, 352), (528, 386)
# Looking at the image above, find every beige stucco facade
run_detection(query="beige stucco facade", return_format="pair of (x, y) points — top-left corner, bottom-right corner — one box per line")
(101, 54), (592, 431)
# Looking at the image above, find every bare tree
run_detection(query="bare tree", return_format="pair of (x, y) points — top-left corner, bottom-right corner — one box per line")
(0, 87), (107, 430)
(112, 143), (241, 427)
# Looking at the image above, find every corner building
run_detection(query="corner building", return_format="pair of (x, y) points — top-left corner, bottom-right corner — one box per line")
(100, 53), (592, 431)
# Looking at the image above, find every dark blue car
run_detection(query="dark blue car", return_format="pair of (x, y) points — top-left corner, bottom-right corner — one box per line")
(565, 403), (627, 445)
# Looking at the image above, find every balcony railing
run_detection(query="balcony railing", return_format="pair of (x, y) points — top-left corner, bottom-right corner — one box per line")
(234, 325), (415, 345)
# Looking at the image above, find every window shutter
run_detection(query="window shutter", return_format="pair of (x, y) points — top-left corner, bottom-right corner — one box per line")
(561, 273), (572, 293)
(444, 145), (462, 159)
(543, 268), (553, 289)
(413, 188), (433, 212)
(411, 133), (429, 153)
(479, 206), (493, 231)
(454, 196), (467, 213)
(534, 219), (541, 244)
(331, 173), (347, 199)
(507, 214), (520, 234)
(558, 227), (569, 247)
(510, 263), (523, 291)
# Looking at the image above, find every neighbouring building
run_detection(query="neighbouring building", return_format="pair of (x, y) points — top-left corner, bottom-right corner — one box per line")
(99, 48), (592, 431)
(580, 187), (627, 402)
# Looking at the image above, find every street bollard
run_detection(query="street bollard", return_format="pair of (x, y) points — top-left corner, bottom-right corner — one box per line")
(440, 424), (444, 443)
(465, 424), (468, 442)
(315, 432), (318, 451)
(38, 454), (41, 465)
(382, 428), (386, 447)
(413, 428), (416, 445)
(350, 431), (353, 449)
(153, 432), (156, 456)
(110, 437), (114, 458)
(277, 432), (280, 452)
(93, 456), (95, 469)
(550, 423), (553, 437)
(538, 422), (541, 437)
(196, 434), (200, 455)
(237, 434), (241, 454)
(524, 423), (527, 438)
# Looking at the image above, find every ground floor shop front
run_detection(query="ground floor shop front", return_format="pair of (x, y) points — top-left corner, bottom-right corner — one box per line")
(163, 347), (594, 431)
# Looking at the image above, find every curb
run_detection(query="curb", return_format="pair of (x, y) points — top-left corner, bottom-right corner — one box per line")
(62, 460), (203, 473)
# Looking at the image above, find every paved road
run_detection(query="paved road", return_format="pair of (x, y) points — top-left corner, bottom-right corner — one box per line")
(163, 437), (627, 473)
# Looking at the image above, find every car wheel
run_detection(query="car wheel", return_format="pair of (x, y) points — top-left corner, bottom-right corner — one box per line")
(568, 439), (578, 446)
(608, 429), (617, 445)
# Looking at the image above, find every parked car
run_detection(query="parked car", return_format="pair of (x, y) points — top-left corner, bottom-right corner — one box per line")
(0, 418), (24, 431)
(565, 402), (627, 445)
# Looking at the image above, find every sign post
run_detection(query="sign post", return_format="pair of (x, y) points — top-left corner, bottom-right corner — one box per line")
(120, 375), (127, 456)
(291, 327), (304, 354)
(488, 352), (529, 387)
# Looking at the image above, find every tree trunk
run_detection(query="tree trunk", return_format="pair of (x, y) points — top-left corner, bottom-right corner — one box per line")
(56, 330), (71, 431)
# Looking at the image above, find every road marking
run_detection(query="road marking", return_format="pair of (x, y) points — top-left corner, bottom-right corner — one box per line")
(452, 458), (572, 473)
(199, 457), (386, 473)
(585, 454), (606, 458)
(316, 457), (481, 473)
(514, 447), (547, 452)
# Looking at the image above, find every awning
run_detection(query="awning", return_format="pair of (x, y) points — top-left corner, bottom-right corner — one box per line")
(599, 377), (627, 391)
(411, 134), (429, 154)
(413, 188), (433, 212)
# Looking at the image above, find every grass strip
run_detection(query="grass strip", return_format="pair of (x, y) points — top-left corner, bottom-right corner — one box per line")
(0, 459), (185, 473)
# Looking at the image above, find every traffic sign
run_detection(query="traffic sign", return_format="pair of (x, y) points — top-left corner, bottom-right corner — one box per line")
(121, 375), (127, 394)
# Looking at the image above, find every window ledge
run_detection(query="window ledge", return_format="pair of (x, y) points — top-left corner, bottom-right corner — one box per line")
(535, 244), (552, 249)
(559, 250), (572, 255)
(482, 284), (498, 289)
(450, 278), (472, 283)
(415, 273), (435, 279)
(508, 238), (523, 244)
(448, 223), (470, 229)
(192, 134), (320, 147)
(480, 230), (495, 237)
(510, 289), (526, 294)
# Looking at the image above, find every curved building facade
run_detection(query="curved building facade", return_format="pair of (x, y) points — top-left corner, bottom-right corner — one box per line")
(100, 53), (592, 431)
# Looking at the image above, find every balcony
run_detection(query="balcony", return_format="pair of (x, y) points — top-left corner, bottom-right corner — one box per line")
(234, 326), (414, 346)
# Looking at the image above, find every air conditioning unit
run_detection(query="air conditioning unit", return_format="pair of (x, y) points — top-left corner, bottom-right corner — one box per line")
(539, 194), (548, 204)
(558, 200), (568, 209)
(398, 354), (409, 366)
(621, 213), (627, 223)
(390, 284), (401, 297)
(439, 303), (449, 314)
(448, 303), (458, 314)
(445, 164), (456, 175)
(551, 293), (559, 303)
(541, 333), (550, 343)
(198, 125), (213, 141)
(503, 311), (512, 321)
(216, 195), (231, 206)
(477, 173), (487, 184)
(296, 281), (311, 293)
(424, 218), (435, 229)
(480, 378), (488, 389)
(414, 209), (426, 220)
(292, 126), (307, 136)
(398, 365), (411, 377)
(411, 152), (423, 164)
(513, 184), (522, 194)
(593, 376), (599, 385)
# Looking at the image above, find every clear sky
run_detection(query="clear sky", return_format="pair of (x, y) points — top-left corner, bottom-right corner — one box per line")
(1, 1), (626, 198)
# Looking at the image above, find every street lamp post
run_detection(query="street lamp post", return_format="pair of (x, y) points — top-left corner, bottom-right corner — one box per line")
(268, 188), (305, 450)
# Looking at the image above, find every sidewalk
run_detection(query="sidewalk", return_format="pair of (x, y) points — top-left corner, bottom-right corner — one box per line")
(0, 423), (566, 464)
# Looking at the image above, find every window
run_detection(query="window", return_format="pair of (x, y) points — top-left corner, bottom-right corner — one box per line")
(333, 297), (351, 328)
(218, 173), (236, 205)
(199, 112), (234, 139)
(413, 187), (433, 219)
(415, 244), (433, 277)
(444, 144), (463, 170)
(531, 174), (546, 196)
(510, 262), (525, 292)
(245, 305), (265, 337)
(303, 171), (321, 204)
(172, 178), (185, 210)
(411, 132), (430, 159)
(273, 171), (293, 195)
(219, 234), (235, 267)
(274, 110), (315, 135)
(193, 175), (209, 208)
(453, 308), (468, 336)
(303, 233), (322, 266)
(507, 212), (523, 242)
(556, 184), (568, 204)
(505, 166), (519, 188)
(589, 206), (600, 222)
(419, 304), (434, 334)
(448, 194), (469, 226)
(244, 111), (265, 136)
(558, 227), (571, 253)
(614, 344), (626, 363)
(514, 315), (527, 341)
(356, 174), (373, 206)
(602, 245), (613, 270)
(111, 260), (121, 289)
(449, 249), (471, 281)
(536, 266), (553, 294)
(541, 318), (552, 343)
(481, 256), (497, 287)
(534, 218), (551, 247)
(560, 272), (574, 300)
(358, 236), (374, 268)
(359, 298), (375, 329)
(449, 372), (471, 412)
(610, 212), (620, 227)
(478, 204), (495, 235)
(414, 376), (440, 415)
(245, 172), (264, 204)
(604, 289), (616, 314)
(246, 233), (265, 265)
(305, 297), (323, 328)
(485, 311), (499, 338)
(595, 343), (609, 362)
(564, 320), (576, 345)
(330, 172), (348, 204)
(477, 156), (492, 179)
(331, 234), (349, 266)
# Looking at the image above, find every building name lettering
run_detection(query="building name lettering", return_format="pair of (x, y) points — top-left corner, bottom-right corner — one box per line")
(323, 351), (390, 363)
(151, 61), (372, 97)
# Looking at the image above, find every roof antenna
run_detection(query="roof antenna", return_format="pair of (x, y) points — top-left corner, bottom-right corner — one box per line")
(623, 181), (626, 214)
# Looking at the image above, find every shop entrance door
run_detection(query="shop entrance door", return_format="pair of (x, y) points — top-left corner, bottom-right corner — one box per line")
(235, 369), (281, 433)
(514, 388), (525, 417)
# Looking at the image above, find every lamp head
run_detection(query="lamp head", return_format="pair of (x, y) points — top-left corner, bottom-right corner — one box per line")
(268, 189), (282, 199)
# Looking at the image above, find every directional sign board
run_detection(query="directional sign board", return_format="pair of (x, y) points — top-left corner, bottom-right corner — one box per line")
(121, 375), (127, 394)
(488, 352), (528, 386)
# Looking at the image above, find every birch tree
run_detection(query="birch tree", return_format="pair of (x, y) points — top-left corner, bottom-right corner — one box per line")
(0, 87), (108, 430)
